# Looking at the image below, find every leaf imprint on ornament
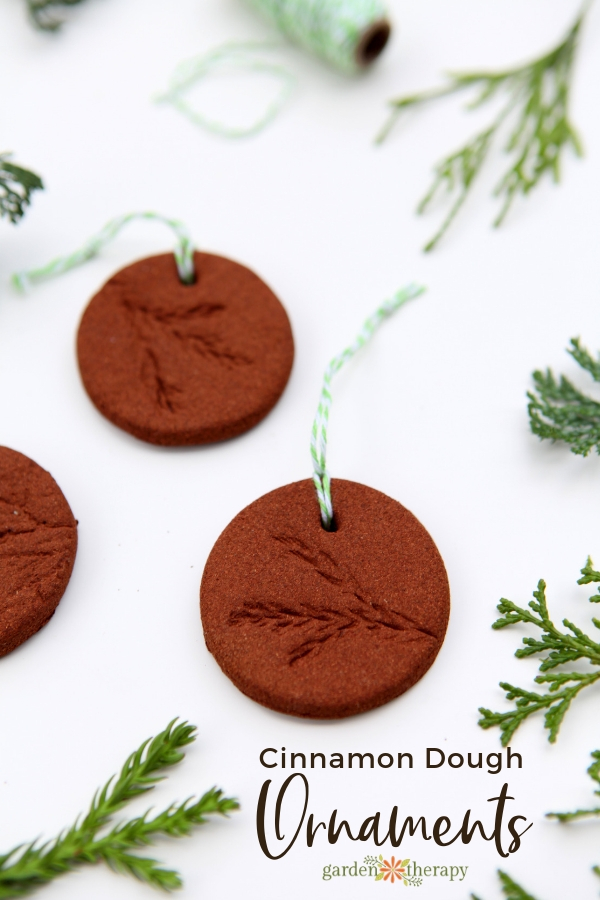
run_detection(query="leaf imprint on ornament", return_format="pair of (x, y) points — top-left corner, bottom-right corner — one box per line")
(229, 533), (438, 664)
(123, 298), (253, 413)
(0, 497), (75, 581)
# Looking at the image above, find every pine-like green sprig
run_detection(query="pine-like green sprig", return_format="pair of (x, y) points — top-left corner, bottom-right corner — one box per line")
(24, 0), (88, 31)
(478, 561), (600, 746)
(377, 3), (589, 251)
(0, 719), (238, 897)
(472, 870), (540, 900)
(528, 338), (600, 457)
(0, 155), (43, 224)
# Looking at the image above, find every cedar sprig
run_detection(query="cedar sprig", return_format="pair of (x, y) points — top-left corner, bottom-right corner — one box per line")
(528, 338), (600, 457)
(547, 748), (600, 826)
(377, 3), (590, 251)
(478, 560), (600, 746)
(24, 0), (88, 31)
(0, 719), (238, 897)
(579, 556), (600, 602)
(547, 749), (600, 884)
(472, 870), (540, 900)
(0, 155), (43, 224)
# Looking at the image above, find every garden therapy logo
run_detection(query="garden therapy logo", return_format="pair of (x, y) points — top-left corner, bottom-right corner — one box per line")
(321, 857), (469, 884)
(366, 855), (421, 886)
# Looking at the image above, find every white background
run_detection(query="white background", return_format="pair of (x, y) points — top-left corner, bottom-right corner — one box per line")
(1, 0), (600, 897)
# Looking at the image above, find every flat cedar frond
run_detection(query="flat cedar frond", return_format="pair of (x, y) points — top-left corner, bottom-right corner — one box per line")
(25, 0), (88, 31)
(528, 338), (600, 457)
(478, 560), (600, 745)
(0, 155), (43, 224)
(547, 749), (600, 823)
(0, 720), (238, 898)
(578, 556), (600, 602)
(472, 869), (541, 900)
(377, 4), (589, 251)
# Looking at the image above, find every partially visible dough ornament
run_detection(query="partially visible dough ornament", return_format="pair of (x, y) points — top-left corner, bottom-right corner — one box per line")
(201, 285), (450, 718)
(13, 213), (294, 446)
(0, 447), (77, 656)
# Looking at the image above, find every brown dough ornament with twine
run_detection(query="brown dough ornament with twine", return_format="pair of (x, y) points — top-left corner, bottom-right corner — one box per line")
(201, 285), (450, 719)
(13, 213), (294, 446)
(0, 447), (77, 656)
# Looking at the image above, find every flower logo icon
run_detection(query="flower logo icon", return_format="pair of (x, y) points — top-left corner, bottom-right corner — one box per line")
(364, 855), (423, 887)
(380, 857), (408, 883)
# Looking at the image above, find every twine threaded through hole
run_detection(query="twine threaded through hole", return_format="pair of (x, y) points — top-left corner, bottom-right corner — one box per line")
(12, 212), (195, 292)
(310, 283), (425, 530)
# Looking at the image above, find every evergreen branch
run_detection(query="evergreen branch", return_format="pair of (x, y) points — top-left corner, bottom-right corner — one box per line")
(25, 0), (88, 31)
(528, 339), (600, 457)
(548, 749), (600, 823)
(478, 561), (600, 745)
(472, 869), (540, 900)
(94, 850), (180, 892)
(378, 4), (589, 250)
(578, 556), (600, 602)
(0, 155), (43, 224)
(0, 720), (238, 897)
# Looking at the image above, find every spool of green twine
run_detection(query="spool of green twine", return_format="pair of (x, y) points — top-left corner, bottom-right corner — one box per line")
(246, 0), (391, 73)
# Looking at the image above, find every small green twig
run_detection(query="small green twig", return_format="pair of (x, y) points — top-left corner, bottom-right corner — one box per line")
(548, 749), (600, 823)
(0, 720), (238, 897)
(528, 338), (600, 457)
(0, 155), (43, 224)
(25, 0), (88, 31)
(472, 869), (541, 900)
(478, 560), (600, 745)
(378, 4), (589, 250)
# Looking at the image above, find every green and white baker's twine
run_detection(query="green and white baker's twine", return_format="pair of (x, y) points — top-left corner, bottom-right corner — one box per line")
(156, 43), (295, 140)
(11, 212), (195, 292)
(247, 0), (390, 73)
(311, 283), (425, 530)
(156, 1), (390, 139)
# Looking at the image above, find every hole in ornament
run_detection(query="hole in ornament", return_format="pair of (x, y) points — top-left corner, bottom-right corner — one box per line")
(322, 516), (338, 533)
(357, 20), (391, 66)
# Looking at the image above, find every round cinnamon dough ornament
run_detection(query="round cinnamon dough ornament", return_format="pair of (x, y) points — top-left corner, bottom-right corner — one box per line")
(200, 479), (450, 719)
(77, 252), (294, 446)
(0, 447), (77, 656)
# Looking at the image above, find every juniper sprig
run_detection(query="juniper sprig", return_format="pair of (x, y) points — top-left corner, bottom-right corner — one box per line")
(0, 719), (238, 897)
(24, 0), (88, 31)
(377, 2), (590, 251)
(528, 338), (600, 457)
(0, 155), (43, 224)
(472, 870), (540, 900)
(478, 560), (600, 746)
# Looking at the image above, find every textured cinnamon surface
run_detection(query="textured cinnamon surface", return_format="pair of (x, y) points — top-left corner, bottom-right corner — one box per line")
(0, 447), (77, 657)
(77, 252), (294, 446)
(201, 479), (450, 719)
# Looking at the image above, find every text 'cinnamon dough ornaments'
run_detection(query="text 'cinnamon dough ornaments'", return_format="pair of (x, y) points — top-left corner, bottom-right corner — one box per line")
(201, 286), (450, 719)
(13, 213), (294, 446)
(0, 447), (77, 656)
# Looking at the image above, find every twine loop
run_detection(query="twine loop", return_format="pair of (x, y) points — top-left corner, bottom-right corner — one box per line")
(155, 42), (295, 140)
(311, 283), (425, 530)
(12, 212), (195, 292)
